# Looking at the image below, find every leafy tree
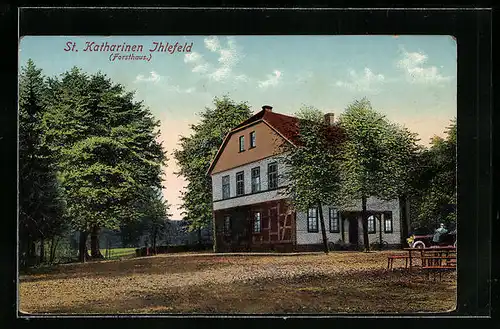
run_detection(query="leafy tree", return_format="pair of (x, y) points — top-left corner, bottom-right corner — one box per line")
(119, 220), (146, 247)
(337, 98), (419, 250)
(281, 106), (345, 253)
(410, 119), (456, 232)
(173, 95), (252, 244)
(140, 189), (171, 253)
(43, 68), (167, 261)
(19, 59), (66, 266)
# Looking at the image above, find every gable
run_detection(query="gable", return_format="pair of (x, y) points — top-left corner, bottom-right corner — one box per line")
(210, 120), (287, 175)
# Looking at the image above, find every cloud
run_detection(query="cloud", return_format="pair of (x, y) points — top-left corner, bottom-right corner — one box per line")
(183, 36), (246, 84)
(134, 71), (161, 83)
(335, 68), (385, 92)
(204, 36), (221, 52)
(258, 70), (282, 89)
(234, 74), (249, 82)
(192, 63), (210, 73)
(184, 52), (211, 74)
(397, 48), (453, 84)
(166, 84), (195, 94)
(134, 72), (195, 94)
(184, 52), (203, 64)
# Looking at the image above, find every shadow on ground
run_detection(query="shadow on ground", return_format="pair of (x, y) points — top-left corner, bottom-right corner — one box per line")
(20, 255), (234, 283)
(23, 268), (456, 315)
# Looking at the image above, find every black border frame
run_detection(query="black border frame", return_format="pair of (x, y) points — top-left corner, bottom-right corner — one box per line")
(2, 5), (494, 327)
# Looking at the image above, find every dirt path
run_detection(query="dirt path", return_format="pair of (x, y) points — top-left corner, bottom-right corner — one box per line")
(19, 251), (457, 314)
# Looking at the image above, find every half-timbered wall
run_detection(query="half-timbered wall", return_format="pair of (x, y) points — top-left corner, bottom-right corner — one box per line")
(214, 200), (295, 252)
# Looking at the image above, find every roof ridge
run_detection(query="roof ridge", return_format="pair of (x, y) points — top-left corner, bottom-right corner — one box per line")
(263, 110), (297, 120)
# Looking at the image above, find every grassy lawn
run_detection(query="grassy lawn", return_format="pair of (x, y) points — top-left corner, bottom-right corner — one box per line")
(19, 251), (456, 314)
(102, 248), (137, 259)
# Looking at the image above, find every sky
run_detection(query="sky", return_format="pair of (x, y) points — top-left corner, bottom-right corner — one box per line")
(19, 35), (457, 219)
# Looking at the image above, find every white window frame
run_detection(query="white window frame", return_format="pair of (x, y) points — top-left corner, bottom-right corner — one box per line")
(307, 208), (319, 233)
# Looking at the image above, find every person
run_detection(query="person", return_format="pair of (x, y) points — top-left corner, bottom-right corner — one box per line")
(432, 223), (448, 243)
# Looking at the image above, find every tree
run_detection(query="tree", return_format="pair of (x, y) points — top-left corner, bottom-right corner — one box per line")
(19, 59), (66, 266)
(410, 119), (456, 231)
(173, 95), (252, 241)
(281, 106), (345, 253)
(337, 98), (419, 251)
(140, 189), (171, 254)
(43, 68), (167, 261)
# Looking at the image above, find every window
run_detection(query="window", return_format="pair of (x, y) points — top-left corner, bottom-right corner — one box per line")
(253, 212), (261, 233)
(251, 167), (261, 193)
(222, 175), (230, 199)
(239, 136), (245, 152)
(367, 215), (376, 234)
(236, 171), (244, 196)
(268, 162), (278, 190)
(329, 208), (340, 233)
(307, 208), (319, 232)
(384, 212), (393, 233)
(224, 215), (231, 234)
(250, 131), (256, 148)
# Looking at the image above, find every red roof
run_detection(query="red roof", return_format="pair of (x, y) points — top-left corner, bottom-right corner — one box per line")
(207, 107), (344, 175)
(233, 108), (301, 145)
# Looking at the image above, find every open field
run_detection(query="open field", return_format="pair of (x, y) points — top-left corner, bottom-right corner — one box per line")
(19, 251), (456, 314)
(102, 247), (137, 259)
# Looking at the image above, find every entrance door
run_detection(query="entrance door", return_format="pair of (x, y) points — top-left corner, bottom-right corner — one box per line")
(348, 215), (359, 245)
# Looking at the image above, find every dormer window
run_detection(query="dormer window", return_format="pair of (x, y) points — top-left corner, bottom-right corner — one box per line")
(239, 136), (245, 152)
(250, 131), (256, 148)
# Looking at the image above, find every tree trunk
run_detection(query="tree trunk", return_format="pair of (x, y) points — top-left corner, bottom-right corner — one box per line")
(399, 194), (410, 245)
(29, 240), (36, 265)
(317, 202), (329, 254)
(49, 236), (56, 263)
(90, 226), (103, 259)
(50, 237), (59, 264)
(19, 238), (27, 269)
(212, 214), (219, 253)
(29, 240), (36, 258)
(378, 214), (383, 249)
(340, 213), (345, 242)
(78, 231), (89, 263)
(39, 237), (45, 263)
(152, 229), (157, 255)
(361, 195), (370, 251)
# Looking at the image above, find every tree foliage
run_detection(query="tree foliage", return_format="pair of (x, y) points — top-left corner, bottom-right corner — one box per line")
(42, 66), (167, 259)
(281, 106), (345, 253)
(174, 95), (252, 232)
(337, 98), (419, 250)
(281, 107), (345, 210)
(410, 119), (456, 232)
(19, 59), (67, 265)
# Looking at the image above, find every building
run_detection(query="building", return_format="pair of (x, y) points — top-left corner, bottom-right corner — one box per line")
(207, 105), (409, 252)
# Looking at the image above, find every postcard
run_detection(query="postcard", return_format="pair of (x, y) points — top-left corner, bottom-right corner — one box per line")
(18, 34), (457, 315)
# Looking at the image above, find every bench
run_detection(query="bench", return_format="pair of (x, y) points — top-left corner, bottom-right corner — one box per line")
(422, 256), (457, 267)
(387, 255), (410, 270)
(422, 256), (456, 280)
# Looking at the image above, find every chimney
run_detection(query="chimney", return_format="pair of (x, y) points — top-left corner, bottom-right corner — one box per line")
(324, 113), (335, 126)
(262, 105), (273, 112)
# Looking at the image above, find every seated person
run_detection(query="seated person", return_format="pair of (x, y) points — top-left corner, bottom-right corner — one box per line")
(432, 223), (448, 243)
